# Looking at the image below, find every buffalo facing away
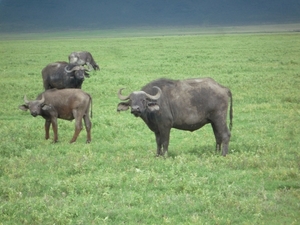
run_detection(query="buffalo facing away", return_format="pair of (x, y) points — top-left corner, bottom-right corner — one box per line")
(19, 89), (92, 143)
(69, 51), (100, 70)
(42, 61), (90, 90)
(117, 78), (233, 156)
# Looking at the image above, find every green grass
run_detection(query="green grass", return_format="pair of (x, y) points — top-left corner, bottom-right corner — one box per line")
(0, 27), (300, 224)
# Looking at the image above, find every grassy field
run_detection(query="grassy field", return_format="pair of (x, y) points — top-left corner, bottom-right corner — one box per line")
(0, 27), (300, 224)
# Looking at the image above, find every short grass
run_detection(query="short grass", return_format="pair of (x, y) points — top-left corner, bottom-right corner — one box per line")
(0, 27), (300, 224)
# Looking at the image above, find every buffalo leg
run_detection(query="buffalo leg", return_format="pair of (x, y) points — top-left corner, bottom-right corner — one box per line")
(155, 132), (162, 156)
(51, 118), (59, 143)
(211, 122), (231, 156)
(155, 129), (170, 157)
(83, 114), (92, 143)
(70, 109), (84, 143)
(212, 124), (222, 153)
(45, 120), (51, 140)
(215, 143), (221, 152)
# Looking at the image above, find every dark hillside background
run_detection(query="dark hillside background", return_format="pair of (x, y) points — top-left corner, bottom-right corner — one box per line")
(0, 0), (300, 32)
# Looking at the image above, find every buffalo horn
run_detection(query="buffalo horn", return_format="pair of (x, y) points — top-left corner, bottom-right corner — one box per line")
(37, 94), (45, 104)
(64, 65), (82, 73)
(117, 88), (130, 101)
(24, 95), (30, 104)
(144, 86), (162, 100)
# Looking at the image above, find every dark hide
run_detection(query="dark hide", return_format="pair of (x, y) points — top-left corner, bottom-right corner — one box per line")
(68, 51), (100, 70)
(19, 89), (92, 143)
(42, 61), (89, 90)
(117, 78), (233, 156)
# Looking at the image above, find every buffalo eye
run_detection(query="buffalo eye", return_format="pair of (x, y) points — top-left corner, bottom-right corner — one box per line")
(141, 99), (147, 107)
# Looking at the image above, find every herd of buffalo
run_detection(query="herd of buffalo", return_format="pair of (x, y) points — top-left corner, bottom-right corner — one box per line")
(19, 51), (233, 156)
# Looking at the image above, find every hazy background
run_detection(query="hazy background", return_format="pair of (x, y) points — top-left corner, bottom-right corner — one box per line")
(1, 0), (300, 33)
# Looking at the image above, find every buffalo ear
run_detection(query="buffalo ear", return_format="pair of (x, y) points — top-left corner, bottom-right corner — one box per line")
(19, 104), (28, 111)
(147, 102), (160, 112)
(117, 102), (130, 112)
(42, 105), (51, 111)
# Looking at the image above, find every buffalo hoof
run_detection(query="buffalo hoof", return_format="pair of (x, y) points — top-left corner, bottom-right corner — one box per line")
(156, 153), (167, 158)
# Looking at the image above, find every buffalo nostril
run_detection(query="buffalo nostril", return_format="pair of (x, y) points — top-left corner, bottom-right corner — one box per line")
(131, 106), (141, 116)
(132, 106), (140, 111)
(31, 112), (38, 117)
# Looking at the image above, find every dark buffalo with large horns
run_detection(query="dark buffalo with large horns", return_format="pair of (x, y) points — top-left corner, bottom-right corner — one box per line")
(69, 51), (100, 70)
(117, 78), (233, 156)
(19, 89), (92, 143)
(42, 61), (90, 90)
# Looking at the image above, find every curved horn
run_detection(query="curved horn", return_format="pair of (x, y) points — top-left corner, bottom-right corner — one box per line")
(118, 88), (130, 101)
(65, 65), (81, 73)
(144, 86), (162, 100)
(37, 94), (45, 104)
(24, 95), (30, 104)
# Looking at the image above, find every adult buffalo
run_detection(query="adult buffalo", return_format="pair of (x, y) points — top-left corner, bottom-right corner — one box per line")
(69, 51), (100, 70)
(117, 78), (233, 156)
(19, 88), (92, 143)
(42, 61), (90, 90)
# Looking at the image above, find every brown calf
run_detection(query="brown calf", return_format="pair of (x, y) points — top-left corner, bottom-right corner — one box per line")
(19, 88), (92, 143)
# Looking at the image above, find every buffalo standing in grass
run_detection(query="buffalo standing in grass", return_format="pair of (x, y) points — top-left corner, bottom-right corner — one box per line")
(19, 89), (92, 143)
(69, 51), (100, 70)
(117, 78), (233, 156)
(42, 61), (90, 90)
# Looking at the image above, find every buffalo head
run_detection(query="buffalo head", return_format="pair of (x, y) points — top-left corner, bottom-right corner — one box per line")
(19, 95), (46, 117)
(65, 65), (90, 80)
(117, 86), (162, 117)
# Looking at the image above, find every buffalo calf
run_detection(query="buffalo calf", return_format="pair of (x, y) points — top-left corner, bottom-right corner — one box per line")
(19, 89), (92, 143)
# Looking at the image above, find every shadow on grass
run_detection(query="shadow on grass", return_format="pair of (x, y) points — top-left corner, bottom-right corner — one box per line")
(167, 142), (264, 158)
(166, 144), (218, 158)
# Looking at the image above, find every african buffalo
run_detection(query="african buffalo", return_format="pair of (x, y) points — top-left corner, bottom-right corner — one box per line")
(69, 51), (100, 70)
(42, 61), (90, 90)
(117, 78), (233, 156)
(19, 88), (92, 143)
